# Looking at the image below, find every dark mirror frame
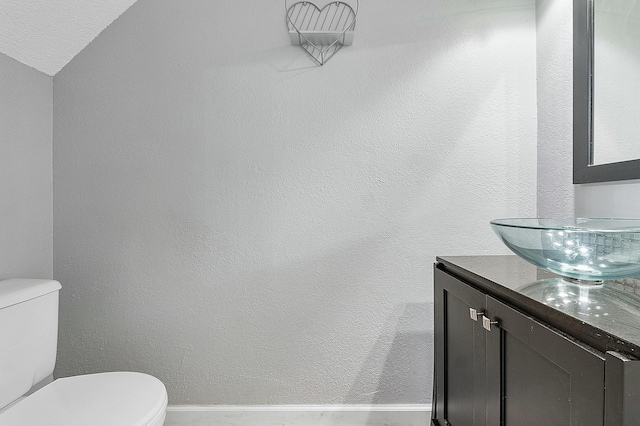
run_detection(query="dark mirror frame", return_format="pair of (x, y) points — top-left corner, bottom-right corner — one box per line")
(573, 0), (640, 184)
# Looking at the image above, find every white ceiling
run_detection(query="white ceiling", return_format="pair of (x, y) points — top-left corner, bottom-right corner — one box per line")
(0, 0), (139, 76)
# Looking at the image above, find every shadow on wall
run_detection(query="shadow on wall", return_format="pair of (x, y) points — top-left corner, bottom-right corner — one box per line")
(346, 302), (433, 405)
(55, 219), (433, 405)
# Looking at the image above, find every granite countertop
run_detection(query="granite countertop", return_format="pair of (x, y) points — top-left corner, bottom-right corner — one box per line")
(436, 255), (640, 358)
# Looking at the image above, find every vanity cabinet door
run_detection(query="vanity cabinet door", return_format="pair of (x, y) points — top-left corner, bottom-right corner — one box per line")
(434, 268), (487, 426)
(485, 295), (606, 426)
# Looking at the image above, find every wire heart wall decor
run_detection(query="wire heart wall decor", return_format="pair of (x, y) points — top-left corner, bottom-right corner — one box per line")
(286, 0), (358, 65)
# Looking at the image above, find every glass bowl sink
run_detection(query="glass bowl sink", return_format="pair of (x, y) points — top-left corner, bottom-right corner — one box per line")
(490, 218), (640, 283)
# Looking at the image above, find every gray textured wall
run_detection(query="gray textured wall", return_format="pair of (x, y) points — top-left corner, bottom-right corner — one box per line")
(0, 54), (52, 280)
(535, 0), (575, 218)
(53, 0), (537, 405)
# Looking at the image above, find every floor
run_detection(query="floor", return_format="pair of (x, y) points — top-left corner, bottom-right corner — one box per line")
(163, 409), (431, 426)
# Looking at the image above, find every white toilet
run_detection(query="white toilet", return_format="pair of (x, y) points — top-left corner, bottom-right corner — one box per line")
(0, 279), (167, 425)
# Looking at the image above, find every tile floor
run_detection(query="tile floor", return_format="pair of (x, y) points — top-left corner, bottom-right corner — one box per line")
(163, 409), (431, 426)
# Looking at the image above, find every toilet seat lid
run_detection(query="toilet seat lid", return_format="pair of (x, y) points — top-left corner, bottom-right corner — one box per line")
(0, 372), (167, 426)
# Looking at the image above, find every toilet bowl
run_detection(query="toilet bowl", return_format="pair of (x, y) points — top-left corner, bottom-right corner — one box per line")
(0, 279), (168, 426)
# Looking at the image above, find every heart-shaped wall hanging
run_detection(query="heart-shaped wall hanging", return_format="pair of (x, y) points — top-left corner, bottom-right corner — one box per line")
(286, 0), (357, 65)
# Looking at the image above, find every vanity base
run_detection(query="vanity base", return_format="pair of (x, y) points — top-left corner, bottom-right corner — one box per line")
(433, 256), (640, 426)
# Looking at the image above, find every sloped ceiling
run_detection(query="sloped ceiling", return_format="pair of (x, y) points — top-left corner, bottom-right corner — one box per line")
(0, 0), (139, 76)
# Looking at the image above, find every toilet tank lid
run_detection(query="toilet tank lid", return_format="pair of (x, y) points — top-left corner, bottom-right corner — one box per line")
(0, 279), (61, 309)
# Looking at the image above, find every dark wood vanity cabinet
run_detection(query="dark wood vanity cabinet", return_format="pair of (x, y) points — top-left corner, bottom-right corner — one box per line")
(432, 256), (640, 426)
(431, 258), (640, 426)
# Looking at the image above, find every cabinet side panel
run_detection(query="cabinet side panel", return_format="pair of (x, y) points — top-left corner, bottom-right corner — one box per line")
(434, 269), (446, 423)
(605, 351), (640, 426)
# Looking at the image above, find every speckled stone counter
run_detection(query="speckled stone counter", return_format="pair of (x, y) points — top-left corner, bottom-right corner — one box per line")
(436, 255), (640, 358)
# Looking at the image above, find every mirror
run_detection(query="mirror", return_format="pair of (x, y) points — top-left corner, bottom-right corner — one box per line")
(573, 0), (640, 183)
(592, 0), (640, 165)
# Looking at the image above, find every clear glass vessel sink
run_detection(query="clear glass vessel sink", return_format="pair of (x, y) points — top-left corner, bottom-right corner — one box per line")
(491, 218), (640, 283)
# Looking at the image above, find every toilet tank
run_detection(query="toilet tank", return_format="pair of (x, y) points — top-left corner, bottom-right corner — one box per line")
(0, 279), (61, 410)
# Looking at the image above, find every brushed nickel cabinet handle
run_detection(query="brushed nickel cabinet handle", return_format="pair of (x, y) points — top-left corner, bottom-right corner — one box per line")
(482, 315), (499, 331)
(469, 307), (484, 321)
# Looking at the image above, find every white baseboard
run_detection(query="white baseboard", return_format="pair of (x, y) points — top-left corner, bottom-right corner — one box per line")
(165, 404), (432, 426)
